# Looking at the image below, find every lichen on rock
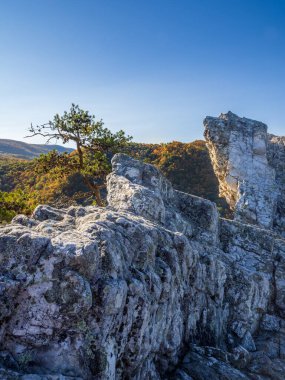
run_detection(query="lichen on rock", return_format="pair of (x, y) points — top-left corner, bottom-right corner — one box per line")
(0, 150), (285, 379)
(204, 112), (276, 229)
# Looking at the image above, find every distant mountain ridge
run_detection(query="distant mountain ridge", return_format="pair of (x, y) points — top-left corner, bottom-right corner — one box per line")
(0, 139), (74, 159)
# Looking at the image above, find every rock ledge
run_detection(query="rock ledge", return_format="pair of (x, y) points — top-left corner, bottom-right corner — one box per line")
(1, 153), (285, 379)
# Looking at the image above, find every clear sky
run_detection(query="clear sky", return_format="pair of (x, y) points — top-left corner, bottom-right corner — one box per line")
(0, 0), (285, 145)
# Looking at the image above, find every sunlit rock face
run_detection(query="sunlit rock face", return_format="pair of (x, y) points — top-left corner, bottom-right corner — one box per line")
(267, 134), (285, 235)
(1, 153), (285, 379)
(204, 111), (285, 234)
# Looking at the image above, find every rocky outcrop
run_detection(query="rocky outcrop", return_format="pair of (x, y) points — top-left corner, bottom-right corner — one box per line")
(1, 153), (285, 379)
(204, 111), (285, 235)
(267, 134), (285, 235)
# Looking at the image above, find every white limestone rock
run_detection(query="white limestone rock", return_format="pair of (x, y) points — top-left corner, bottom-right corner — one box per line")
(1, 153), (285, 379)
(204, 111), (280, 230)
(267, 134), (285, 235)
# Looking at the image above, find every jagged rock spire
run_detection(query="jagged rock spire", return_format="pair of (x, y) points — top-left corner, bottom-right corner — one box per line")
(204, 112), (282, 231)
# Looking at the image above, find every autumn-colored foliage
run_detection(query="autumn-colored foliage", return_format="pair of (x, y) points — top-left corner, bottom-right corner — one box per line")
(144, 140), (230, 216)
(0, 140), (231, 223)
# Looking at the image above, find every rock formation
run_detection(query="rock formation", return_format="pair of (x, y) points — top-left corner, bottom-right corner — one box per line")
(267, 134), (285, 235)
(1, 153), (285, 379)
(204, 111), (285, 236)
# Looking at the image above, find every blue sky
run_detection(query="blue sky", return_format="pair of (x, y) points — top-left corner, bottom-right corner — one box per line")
(0, 0), (285, 145)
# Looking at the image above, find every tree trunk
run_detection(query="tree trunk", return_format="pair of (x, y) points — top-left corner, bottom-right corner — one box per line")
(76, 144), (104, 206)
(83, 176), (104, 206)
(93, 185), (103, 206)
(76, 142), (84, 169)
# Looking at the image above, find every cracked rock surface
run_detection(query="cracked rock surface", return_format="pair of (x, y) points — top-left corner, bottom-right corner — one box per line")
(1, 153), (285, 379)
(204, 111), (285, 236)
(267, 133), (285, 236)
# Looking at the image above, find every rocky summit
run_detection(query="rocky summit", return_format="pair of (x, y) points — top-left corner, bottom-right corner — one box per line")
(1, 147), (285, 379)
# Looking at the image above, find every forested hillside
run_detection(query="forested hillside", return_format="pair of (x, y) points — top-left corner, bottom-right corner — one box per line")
(0, 140), (231, 223)
(0, 139), (73, 159)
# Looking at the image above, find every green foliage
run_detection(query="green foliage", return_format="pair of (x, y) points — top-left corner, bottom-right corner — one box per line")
(27, 104), (132, 205)
(0, 189), (35, 223)
(0, 138), (232, 223)
(0, 156), (32, 192)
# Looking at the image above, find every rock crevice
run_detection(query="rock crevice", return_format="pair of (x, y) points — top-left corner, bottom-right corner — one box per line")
(0, 151), (285, 379)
